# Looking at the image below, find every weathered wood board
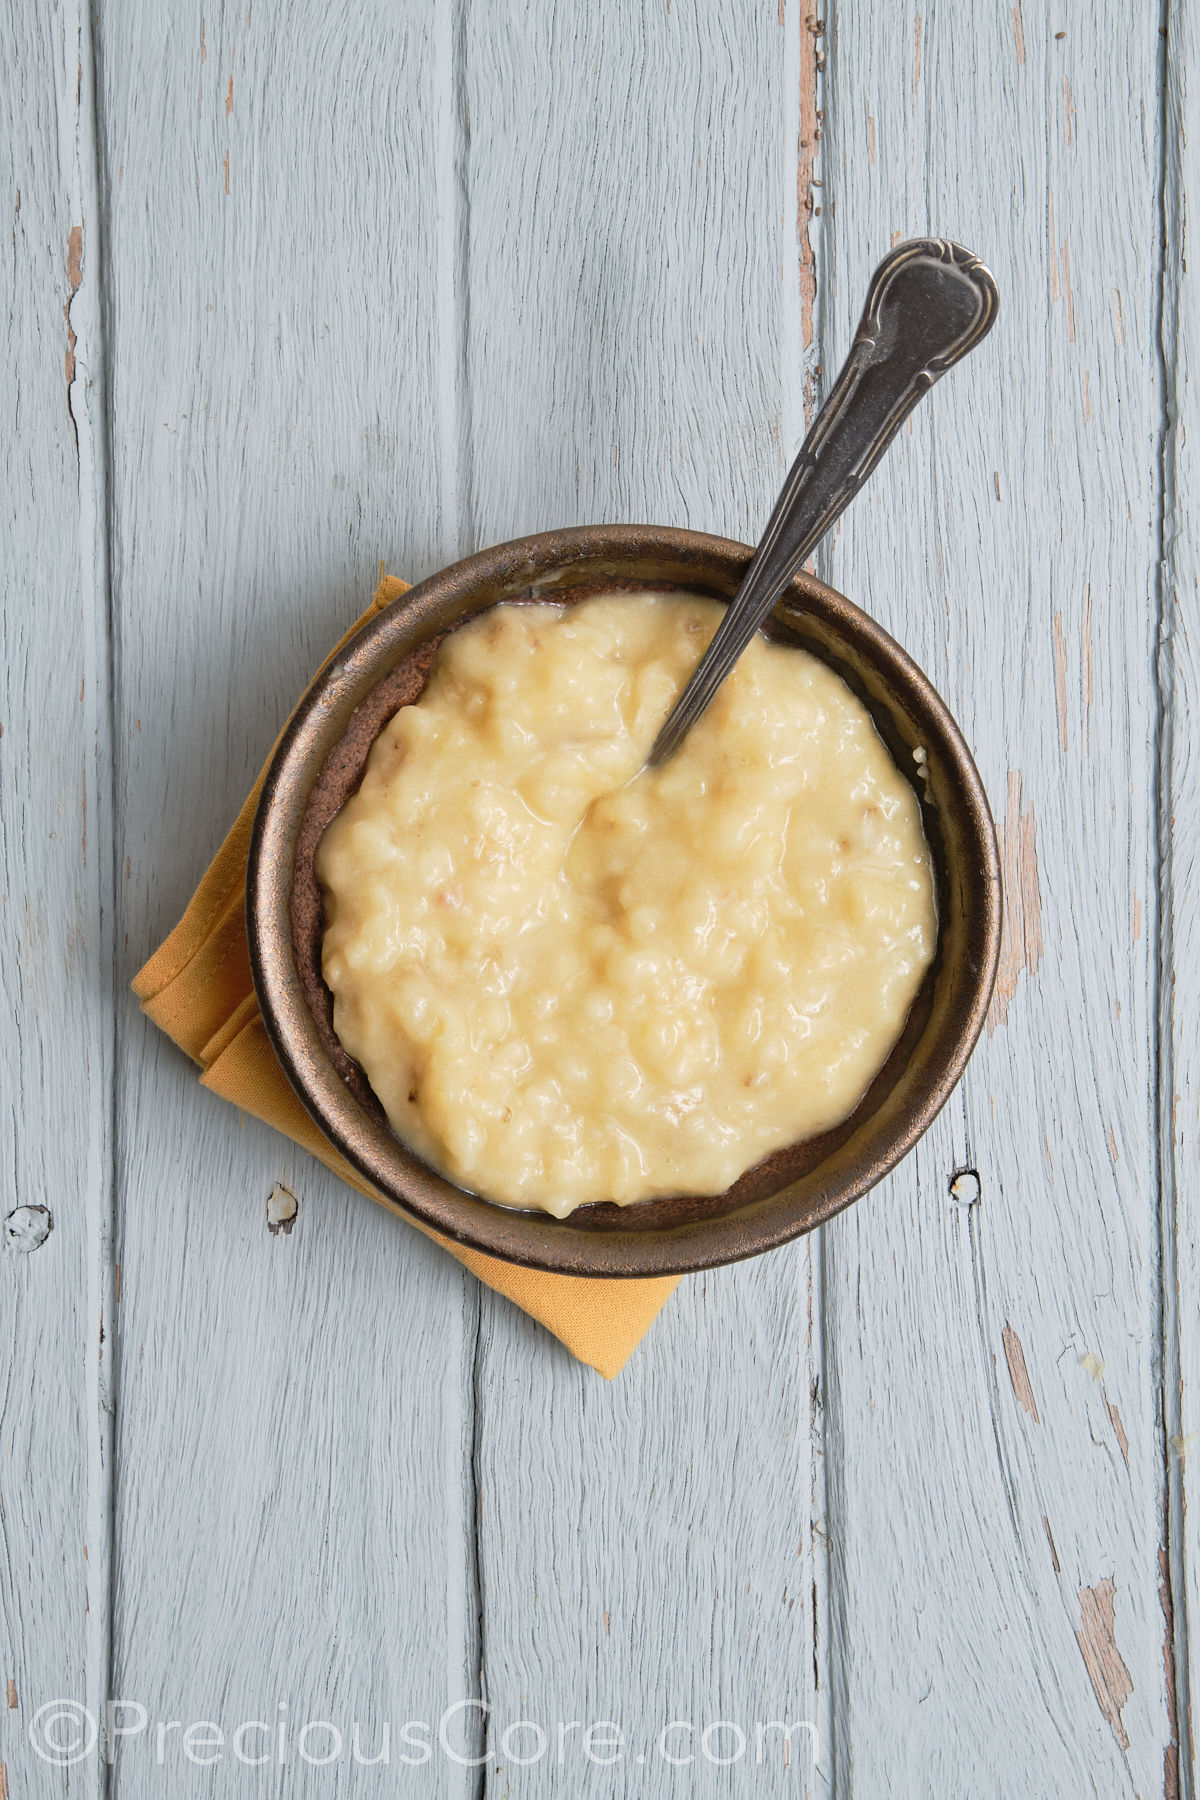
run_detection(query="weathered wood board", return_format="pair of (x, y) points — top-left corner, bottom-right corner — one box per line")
(463, 4), (827, 1796)
(97, 2), (479, 1793)
(817, 3), (1177, 1793)
(0, 3), (111, 1795)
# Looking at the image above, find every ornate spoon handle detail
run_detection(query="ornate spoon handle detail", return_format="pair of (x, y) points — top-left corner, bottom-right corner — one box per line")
(647, 238), (999, 766)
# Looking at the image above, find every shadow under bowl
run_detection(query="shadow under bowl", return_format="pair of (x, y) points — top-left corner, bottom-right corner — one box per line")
(246, 525), (1001, 1277)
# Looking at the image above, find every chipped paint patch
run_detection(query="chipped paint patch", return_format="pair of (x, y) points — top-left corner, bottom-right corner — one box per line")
(987, 772), (1043, 1031)
(1103, 1395), (1129, 1468)
(1052, 611), (1068, 751)
(1075, 1578), (1133, 1750)
(64, 223), (82, 385)
(912, 13), (922, 94)
(1080, 582), (1093, 751)
(266, 1184), (298, 1236)
(1159, 1546), (1180, 1800)
(1111, 288), (1125, 346)
(1002, 1324), (1040, 1422)
(796, 13), (821, 351)
(1011, 2), (1025, 65)
(1061, 240), (1076, 342)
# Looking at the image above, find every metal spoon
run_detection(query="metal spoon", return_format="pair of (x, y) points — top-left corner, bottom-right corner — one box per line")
(647, 237), (999, 765)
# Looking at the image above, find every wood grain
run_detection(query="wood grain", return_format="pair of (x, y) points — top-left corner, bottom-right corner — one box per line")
(97, 2), (480, 1791)
(817, 3), (1175, 1793)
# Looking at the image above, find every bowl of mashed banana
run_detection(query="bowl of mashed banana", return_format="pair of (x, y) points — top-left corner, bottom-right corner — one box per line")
(246, 526), (1001, 1276)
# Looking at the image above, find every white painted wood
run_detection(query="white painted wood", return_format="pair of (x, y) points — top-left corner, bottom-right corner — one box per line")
(0, 4), (112, 1795)
(463, 4), (829, 1794)
(98, 3), (481, 1792)
(1163, 3), (1198, 1789)
(817, 3), (1175, 1794)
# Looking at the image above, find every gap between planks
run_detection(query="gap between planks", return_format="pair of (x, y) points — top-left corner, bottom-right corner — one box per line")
(58, 0), (120, 1788)
(1156, 0), (1194, 1792)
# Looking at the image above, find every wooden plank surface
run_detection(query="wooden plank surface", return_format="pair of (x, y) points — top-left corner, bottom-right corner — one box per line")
(463, 4), (829, 1795)
(98, 3), (480, 1792)
(0, 3), (112, 1795)
(817, 4), (1176, 1795)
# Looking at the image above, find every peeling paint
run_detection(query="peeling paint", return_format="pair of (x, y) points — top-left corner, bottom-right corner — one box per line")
(1002, 1323), (1040, 1422)
(1052, 611), (1068, 751)
(1042, 1516), (1061, 1574)
(796, 14), (820, 351)
(64, 222), (82, 386)
(987, 772), (1043, 1031)
(1103, 1395), (1129, 1468)
(912, 13), (922, 94)
(1111, 288), (1125, 346)
(266, 1183), (298, 1236)
(1159, 1546), (1180, 1800)
(1011, 2), (1025, 65)
(1075, 1578), (1133, 1750)
(1061, 240), (1076, 342)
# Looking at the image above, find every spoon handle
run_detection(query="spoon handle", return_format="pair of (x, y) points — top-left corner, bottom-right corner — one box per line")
(647, 237), (999, 765)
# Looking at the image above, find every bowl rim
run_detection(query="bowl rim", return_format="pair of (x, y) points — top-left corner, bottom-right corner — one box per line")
(246, 524), (1001, 1277)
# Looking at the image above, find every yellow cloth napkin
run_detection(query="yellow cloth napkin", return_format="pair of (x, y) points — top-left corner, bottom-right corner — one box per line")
(133, 574), (680, 1379)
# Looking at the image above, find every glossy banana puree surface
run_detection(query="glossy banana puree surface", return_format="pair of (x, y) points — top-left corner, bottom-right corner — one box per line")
(316, 591), (937, 1216)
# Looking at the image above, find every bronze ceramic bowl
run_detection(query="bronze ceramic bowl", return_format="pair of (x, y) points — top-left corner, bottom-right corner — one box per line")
(246, 526), (1001, 1277)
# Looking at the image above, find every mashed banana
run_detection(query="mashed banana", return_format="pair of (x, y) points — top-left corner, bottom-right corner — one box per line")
(317, 592), (936, 1216)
